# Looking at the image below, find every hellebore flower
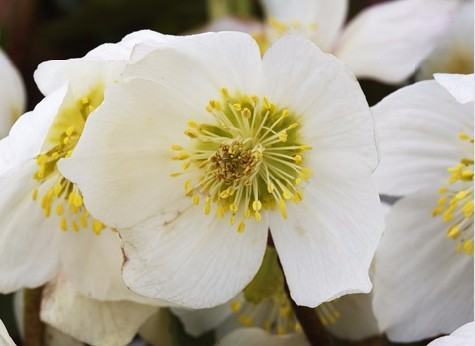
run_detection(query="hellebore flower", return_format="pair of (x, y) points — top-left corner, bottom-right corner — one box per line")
(372, 73), (474, 341)
(60, 32), (383, 308)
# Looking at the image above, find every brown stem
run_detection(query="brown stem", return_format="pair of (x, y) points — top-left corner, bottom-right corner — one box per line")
(269, 234), (332, 346)
(23, 287), (45, 346)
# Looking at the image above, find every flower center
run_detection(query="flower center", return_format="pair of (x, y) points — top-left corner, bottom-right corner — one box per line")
(433, 132), (474, 255)
(32, 86), (105, 234)
(170, 89), (312, 232)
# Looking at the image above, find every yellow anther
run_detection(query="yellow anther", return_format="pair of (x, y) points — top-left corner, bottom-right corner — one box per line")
(292, 191), (303, 202)
(204, 198), (211, 215)
(458, 132), (473, 142)
(220, 88), (229, 97)
(461, 171), (474, 180)
(463, 239), (473, 255)
(92, 219), (104, 235)
(32, 188), (38, 201)
(56, 204), (64, 216)
(447, 226), (460, 239)
(192, 195), (200, 205)
(438, 187), (448, 194)
(252, 200), (262, 211)
(242, 108), (251, 118)
(182, 161), (191, 170)
(184, 129), (198, 138)
(171, 144), (184, 151)
(217, 206), (226, 218)
(254, 211), (262, 222)
(232, 103), (242, 111)
(71, 221), (79, 232)
(184, 180), (193, 194)
(287, 123), (298, 130)
(244, 209), (251, 218)
(230, 300), (241, 312)
(293, 154), (302, 163)
(172, 152), (190, 160)
(299, 167), (311, 180)
(187, 120), (199, 128)
(60, 218), (68, 232)
(464, 201), (474, 218)
(230, 203), (238, 213)
(283, 188), (293, 200)
(169, 172), (182, 177)
(281, 109), (289, 117)
(237, 221), (246, 233)
(65, 126), (75, 136)
(267, 182), (274, 193)
(229, 215), (235, 225)
(279, 199), (288, 219)
(80, 97), (89, 105)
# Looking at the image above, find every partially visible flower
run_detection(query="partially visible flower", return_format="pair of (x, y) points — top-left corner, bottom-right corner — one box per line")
(40, 277), (157, 346)
(218, 327), (307, 346)
(372, 74), (474, 342)
(0, 31), (168, 303)
(0, 48), (25, 138)
(259, 0), (458, 83)
(428, 321), (475, 346)
(418, 1), (474, 80)
(0, 318), (15, 346)
(60, 32), (383, 309)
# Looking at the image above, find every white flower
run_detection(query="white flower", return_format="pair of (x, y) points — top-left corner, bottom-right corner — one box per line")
(0, 31), (167, 303)
(372, 73), (474, 342)
(258, 0), (458, 83)
(428, 321), (475, 346)
(0, 318), (15, 346)
(60, 32), (383, 309)
(40, 277), (157, 346)
(418, 0), (474, 80)
(0, 48), (25, 139)
(218, 328), (307, 346)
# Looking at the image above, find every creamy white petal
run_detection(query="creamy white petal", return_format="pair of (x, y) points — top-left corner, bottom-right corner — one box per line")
(120, 197), (269, 309)
(171, 303), (232, 337)
(418, 1), (474, 80)
(373, 190), (474, 342)
(41, 278), (157, 346)
(0, 49), (25, 139)
(0, 162), (60, 293)
(198, 17), (264, 35)
(0, 319), (15, 346)
(334, 0), (458, 83)
(125, 31), (262, 100)
(263, 35), (378, 170)
(59, 78), (202, 229)
(325, 293), (380, 341)
(261, 0), (348, 51)
(435, 73), (474, 104)
(0, 86), (68, 174)
(373, 79), (473, 195)
(44, 326), (84, 346)
(428, 321), (475, 346)
(270, 153), (383, 307)
(58, 227), (153, 302)
(218, 328), (308, 346)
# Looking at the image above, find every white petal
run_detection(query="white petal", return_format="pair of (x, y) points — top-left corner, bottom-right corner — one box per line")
(0, 49), (25, 138)
(218, 328), (308, 346)
(373, 79), (473, 196)
(270, 154), (384, 307)
(373, 190), (474, 342)
(0, 163), (60, 293)
(41, 278), (157, 346)
(0, 86), (67, 174)
(334, 0), (458, 83)
(263, 35), (378, 170)
(125, 31), (262, 100)
(59, 78), (201, 229)
(435, 73), (474, 104)
(325, 293), (380, 341)
(428, 321), (475, 346)
(171, 303), (232, 337)
(0, 319), (15, 346)
(120, 197), (269, 308)
(58, 227), (155, 303)
(418, 1), (474, 80)
(44, 326), (84, 346)
(197, 17), (264, 35)
(261, 0), (348, 51)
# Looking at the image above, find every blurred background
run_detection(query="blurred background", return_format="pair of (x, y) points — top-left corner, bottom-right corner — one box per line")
(0, 0), (399, 343)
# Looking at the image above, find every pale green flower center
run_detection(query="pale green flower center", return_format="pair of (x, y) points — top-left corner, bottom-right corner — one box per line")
(170, 89), (312, 232)
(32, 86), (105, 234)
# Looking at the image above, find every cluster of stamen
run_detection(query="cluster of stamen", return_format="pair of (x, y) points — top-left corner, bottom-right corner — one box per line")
(433, 132), (474, 255)
(170, 89), (311, 232)
(32, 93), (105, 234)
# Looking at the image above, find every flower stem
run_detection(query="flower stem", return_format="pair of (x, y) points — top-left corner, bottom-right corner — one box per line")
(269, 234), (331, 346)
(23, 287), (45, 346)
